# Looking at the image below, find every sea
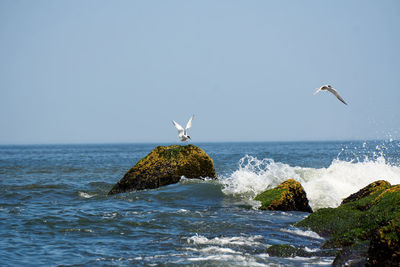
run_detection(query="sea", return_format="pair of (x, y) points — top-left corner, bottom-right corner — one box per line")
(1, 140), (400, 266)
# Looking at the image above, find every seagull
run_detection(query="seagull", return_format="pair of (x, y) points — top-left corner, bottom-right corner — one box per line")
(172, 115), (194, 142)
(313, 85), (348, 105)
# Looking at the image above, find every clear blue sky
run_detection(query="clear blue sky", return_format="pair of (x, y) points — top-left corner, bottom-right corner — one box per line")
(1, 0), (399, 144)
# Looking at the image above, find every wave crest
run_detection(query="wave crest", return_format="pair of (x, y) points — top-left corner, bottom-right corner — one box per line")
(221, 155), (400, 210)
(221, 155), (301, 197)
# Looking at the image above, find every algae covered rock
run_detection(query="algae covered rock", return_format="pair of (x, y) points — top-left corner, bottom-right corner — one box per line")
(108, 145), (216, 195)
(296, 180), (400, 266)
(254, 179), (313, 213)
(367, 218), (400, 266)
(341, 180), (391, 205)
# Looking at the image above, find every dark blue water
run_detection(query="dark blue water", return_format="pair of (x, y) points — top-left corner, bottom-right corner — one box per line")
(1, 141), (399, 266)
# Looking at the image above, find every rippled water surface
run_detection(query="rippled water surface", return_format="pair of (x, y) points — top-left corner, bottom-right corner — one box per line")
(1, 141), (399, 266)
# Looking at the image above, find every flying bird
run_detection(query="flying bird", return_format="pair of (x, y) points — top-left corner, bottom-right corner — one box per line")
(313, 85), (347, 105)
(172, 115), (194, 142)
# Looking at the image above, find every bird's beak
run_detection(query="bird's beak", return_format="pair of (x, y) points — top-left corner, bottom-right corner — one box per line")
(313, 89), (320, 95)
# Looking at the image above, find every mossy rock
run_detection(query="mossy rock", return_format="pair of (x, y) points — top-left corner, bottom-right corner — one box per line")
(367, 218), (400, 266)
(254, 179), (313, 213)
(108, 145), (216, 195)
(296, 180), (400, 266)
(341, 180), (391, 206)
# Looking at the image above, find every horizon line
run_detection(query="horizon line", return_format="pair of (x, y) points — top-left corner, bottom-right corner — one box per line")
(0, 138), (395, 146)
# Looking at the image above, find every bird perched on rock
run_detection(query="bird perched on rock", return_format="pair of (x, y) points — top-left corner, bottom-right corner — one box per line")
(313, 85), (347, 105)
(172, 115), (194, 142)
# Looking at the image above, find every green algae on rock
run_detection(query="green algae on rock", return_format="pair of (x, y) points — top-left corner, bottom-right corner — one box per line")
(108, 145), (216, 195)
(254, 179), (313, 213)
(341, 180), (391, 205)
(295, 180), (400, 266)
(367, 218), (400, 266)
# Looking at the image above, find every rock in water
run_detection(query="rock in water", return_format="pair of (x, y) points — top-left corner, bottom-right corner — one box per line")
(296, 180), (400, 266)
(254, 179), (313, 213)
(108, 145), (216, 195)
(367, 218), (400, 266)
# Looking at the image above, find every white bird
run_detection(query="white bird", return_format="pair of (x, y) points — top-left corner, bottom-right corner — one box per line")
(172, 115), (194, 142)
(313, 85), (348, 105)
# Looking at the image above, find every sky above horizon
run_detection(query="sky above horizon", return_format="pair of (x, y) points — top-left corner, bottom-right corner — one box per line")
(1, 0), (399, 144)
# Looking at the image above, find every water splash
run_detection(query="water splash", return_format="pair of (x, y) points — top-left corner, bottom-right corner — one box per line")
(221, 155), (301, 198)
(302, 156), (400, 209)
(221, 144), (400, 210)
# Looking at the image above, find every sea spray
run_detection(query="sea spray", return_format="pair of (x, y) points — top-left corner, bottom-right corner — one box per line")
(221, 155), (302, 198)
(302, 156), (400, 209)
(221, 155), (400, 210)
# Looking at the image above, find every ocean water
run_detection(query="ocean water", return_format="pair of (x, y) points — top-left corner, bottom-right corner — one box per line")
(1, 141), (400, 266)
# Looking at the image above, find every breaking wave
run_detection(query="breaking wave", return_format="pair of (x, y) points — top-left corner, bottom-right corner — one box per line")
(221, 151), (400, 210)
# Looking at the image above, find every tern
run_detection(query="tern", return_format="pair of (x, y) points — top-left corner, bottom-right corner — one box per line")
(313, 85), (347, 105)
(172, 115), (194, 142)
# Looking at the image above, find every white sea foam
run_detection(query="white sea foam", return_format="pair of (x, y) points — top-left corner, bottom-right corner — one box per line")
(102, 212), (118, 219)
(186, 246), (240, 254)
(185, 253), (270, 267)
(316, 259), (334, 265)
(187, 234), (265, 247)
(302, 156), (400, 209)
(184, 234), (332, 266)
(187, 254), (247, 262)
(221, 154), (400, 210)
(221, 156), (299, 197)
(176, 209), (189, 214)
(304, 247), (320, 253)
(292, 257), (332, 265)
(280, 228), (323, 240)
(78, 191), (96, 198)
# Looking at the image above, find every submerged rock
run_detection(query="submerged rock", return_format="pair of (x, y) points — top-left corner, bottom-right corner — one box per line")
(108, 145), (216, 195)
(254, 179), (313, 213)
(332, 242), (368, 267)
(266, 244), (308, 257)
(296, 180), (400, 266)
(266, 244), (336, 258)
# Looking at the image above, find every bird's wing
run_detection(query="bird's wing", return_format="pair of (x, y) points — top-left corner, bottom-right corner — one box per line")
(172, 120), (184, 134)
(326, 87), (348, 105)
(313, 88), (322, 95)
(185, 115), (194, 130)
